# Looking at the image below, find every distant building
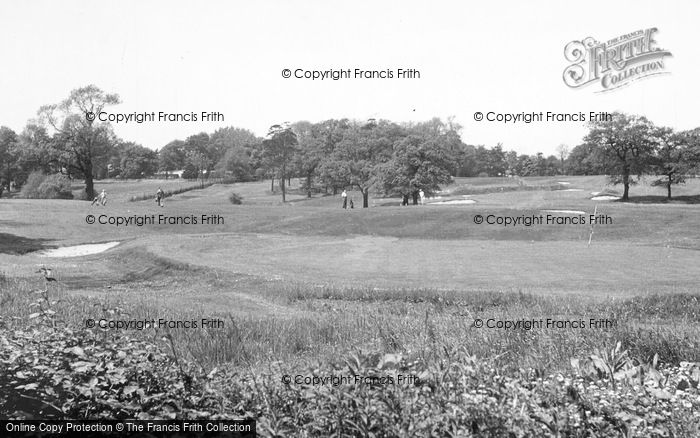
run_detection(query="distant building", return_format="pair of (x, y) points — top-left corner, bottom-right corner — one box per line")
(155, 169), (209, 179)
(155, 169), (185, 179)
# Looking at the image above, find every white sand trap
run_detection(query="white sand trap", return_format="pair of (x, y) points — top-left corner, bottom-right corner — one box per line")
(430, 199), (476, 205)
(591, 195), (620, 201)
(38, 241), (120, 258)
(557, 181), (571, 185)
(591, 191), (601, 196)
(542, 210), (587, 215)
(558, 189), (583, 192)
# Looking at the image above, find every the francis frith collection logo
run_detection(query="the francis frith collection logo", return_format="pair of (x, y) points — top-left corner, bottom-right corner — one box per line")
(563, 28), (672, 92)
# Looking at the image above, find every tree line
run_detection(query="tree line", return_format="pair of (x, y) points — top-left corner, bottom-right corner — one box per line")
(0, 86), (699, 202)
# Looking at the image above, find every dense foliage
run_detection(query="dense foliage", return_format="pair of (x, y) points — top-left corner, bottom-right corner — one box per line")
(1, 86), (699, 202)
(0, 288), (235, 420)
(19, 171), (73, 199)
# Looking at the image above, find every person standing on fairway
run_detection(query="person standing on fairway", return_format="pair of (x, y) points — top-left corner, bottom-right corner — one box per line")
(92, 189), (107, 206)
(156, 187), (164, 207)
(341, 189), (347, 209)
(419, 189), (425, 205)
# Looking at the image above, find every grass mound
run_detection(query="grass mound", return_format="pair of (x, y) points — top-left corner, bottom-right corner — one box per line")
(116, 248), (200, 283)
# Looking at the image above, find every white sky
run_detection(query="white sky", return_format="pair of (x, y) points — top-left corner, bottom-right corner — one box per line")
(1, 0), (698, 155)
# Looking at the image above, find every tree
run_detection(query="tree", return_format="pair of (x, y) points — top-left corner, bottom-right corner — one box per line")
(183, 132), (215, 179)
(378, 134), (454, 204)
(291, 121), (324, 198)
(0, 127), (18, 197)
(185, 150), (212, 185)
(471, 144), (507, 176)
(455, 144), (477, 177)
(12, 124), (55, 187)
(321, 120), (397, 208)
(216, 147), (252, 181)
(377, 119), (459, 203)
(650, 127), (693, 199)
(211, 126), (261, 181)
(117, 142), (158, 179)
(314, 119), (351, 194)
(555, 144), (569, 174)
(584, 112), (657, 201)
(544, 155), (560, 176)
(504, 150), (519, 176)
(291, 120), (351, 198)
(487, 144), (508, 176)
(159, 140), (187, 178)
(262, 124), (298, 202)
(210, 127), (260, 157)
(566, 143), (607, 176)
(37, 85), (120, 199)
(181, 162), (198, 180)
(685, 128), (700, 173)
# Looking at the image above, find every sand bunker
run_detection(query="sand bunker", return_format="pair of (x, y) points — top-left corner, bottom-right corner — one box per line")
(591, 195), (620, 201)
(557, 182), (571, 185)
(541, 210), (587, 215)
(38, 242), (120, 257)
(430, 199), (476, 205)
(558, 189), (584, 192)
(591, 191), (601, 196)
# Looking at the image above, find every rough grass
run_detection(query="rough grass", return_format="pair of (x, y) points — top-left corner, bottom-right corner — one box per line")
(1, 273), (699, 435)
(3, 268), (699, 372)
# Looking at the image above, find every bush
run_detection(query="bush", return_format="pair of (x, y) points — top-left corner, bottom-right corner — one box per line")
(228, 192), (243, 205)
(20, 172), (74, 199)
(39, 174), (74, 199)
(19, 171), (45, 198)
(182, 163), (198, 180)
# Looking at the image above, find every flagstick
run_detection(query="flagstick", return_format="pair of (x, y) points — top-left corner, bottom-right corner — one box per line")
(588, 204), (598, 247)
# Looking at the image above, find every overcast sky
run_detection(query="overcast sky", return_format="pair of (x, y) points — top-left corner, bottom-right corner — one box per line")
(1, 0), (698, 155)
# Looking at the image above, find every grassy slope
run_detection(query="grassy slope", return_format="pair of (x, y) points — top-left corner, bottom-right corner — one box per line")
(3, 176), (699, 295)
(2, 176), (700, 435)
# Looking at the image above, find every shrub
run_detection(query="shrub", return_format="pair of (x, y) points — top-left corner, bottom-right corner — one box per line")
(19, 171), (46, 198)
(228, 192), (243, 205)
(20, 172), (73, 199)
(182, 163), (198, 180)
(38, 174), (74, 199)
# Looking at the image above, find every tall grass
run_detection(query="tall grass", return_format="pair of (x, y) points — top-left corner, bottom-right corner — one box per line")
(2, 272), (699, 434)
(3, 274), (698, 372)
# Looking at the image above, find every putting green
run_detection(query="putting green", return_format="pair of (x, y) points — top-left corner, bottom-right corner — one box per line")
(140, 233), (700, 296)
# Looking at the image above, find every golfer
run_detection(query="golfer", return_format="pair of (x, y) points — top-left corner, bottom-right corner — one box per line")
(156, 187), (164, 207)
(419, 189), (425, 205)
(92, 189), (107, 206)
(341, 189), (347, 209)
